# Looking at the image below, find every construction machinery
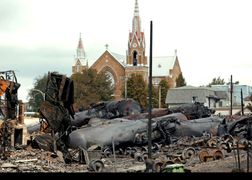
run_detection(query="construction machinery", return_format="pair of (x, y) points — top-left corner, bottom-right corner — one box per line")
(0, 70), (28, 159)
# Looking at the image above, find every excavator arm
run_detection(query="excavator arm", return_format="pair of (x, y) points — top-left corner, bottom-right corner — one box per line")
(0, 71), (20, 119)
(0, 77), (10, 97)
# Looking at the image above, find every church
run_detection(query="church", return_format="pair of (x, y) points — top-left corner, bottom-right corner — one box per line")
(72, 0), (182, 100)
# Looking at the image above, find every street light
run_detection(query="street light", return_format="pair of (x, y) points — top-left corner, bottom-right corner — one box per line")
(31, 89), (45, 101)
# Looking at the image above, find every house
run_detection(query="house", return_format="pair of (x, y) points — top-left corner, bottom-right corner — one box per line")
(211, 84), (252, 106)
(165, 86), (228, 108)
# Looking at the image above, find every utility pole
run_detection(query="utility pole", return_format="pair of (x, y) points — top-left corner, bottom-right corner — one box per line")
(241, 88), (244, 115)
(158, 86), (161, 109)
(147, 21), (153, 162)
(230, 75), (233, 117)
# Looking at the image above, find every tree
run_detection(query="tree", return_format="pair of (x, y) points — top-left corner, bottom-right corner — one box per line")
(27, 74), (48, 112)
(159, 80), (169, 108)
(176, 73), (187, 87)
(71, 68), (114, 110)
(151, 84), (159, 109)
(208, 77), (225, 87)
(126, 74), (148, 110)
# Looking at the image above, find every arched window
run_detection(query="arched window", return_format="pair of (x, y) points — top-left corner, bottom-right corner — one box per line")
(76, 64), (80, 73)
(133, 51), (138, 66)
(105, 71), (115, 88)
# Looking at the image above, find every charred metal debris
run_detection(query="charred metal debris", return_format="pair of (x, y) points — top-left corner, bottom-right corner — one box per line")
(0, 70), (27, 159)
(38, 72), (74, 163)
(0, 71), (252, 172)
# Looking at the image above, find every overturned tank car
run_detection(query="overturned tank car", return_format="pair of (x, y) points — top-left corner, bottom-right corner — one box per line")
(71, 99), (141, 127)
(68, 114), (223, 150)
(217, 116), (252, 139)
(167, 102), (215, 120)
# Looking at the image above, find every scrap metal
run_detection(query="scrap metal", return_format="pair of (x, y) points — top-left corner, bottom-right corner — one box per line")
(0, 70), (21, 159)
(39, 72), (74, 163)
(168, 102), (215, 120)
(68, 114), (223, 150)
(71, 98), (142, 128)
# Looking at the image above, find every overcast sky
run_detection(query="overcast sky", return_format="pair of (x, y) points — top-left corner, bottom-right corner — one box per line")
(1, 0), (252, 102)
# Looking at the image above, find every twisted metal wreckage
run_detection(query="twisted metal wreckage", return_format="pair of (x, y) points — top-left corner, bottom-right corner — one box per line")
(30, 72), (252, 166)
(0, 70), (24, 158)
(1, 71), (252, 171)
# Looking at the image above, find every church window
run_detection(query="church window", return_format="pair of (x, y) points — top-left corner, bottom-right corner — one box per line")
(105, 71), (115, 88)
(77, 65), (80, 73)
(133, 51), (138, 66)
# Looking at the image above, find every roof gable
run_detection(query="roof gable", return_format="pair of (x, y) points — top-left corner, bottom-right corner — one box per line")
(152, 56), (176, 77)
(110, 52), (126, 67)
(91, 50), (126, 69)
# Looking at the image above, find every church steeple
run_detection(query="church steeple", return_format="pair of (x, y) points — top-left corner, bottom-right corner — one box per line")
(125, 0), (148, 82)
(132, 0), (141, 41)
(77, 33), (86, 59)
(127, 0), (147, 67)
(134, 0), (139, 17)
(72, 33), (88, 74)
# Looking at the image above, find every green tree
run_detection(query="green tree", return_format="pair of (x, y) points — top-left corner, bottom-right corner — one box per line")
(27, 74), (47, 112)
(126, 74), (148, 110)
(176, 73), (187, 87)
(151, 84), (159, 109)
(159, 80), (169, 108)
(71, 68), (114, 110)
(208, 77), (225, 87)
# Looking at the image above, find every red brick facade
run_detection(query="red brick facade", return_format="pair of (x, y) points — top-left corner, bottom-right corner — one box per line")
(72, 0), (183, 99)
(91, 51), (125, 100)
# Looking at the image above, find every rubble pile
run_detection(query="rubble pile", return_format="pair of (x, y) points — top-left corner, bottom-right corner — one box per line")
(1, 71), (252, 173)
(0, 140), (251, 172)
(0, 147), (87, 173)
(0, 147), (147, 173)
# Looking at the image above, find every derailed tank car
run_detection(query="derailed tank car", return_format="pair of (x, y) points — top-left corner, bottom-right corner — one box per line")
(68, 114), (223, 150)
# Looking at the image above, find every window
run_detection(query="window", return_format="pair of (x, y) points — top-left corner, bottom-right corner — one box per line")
(105, 71), (115, 88)
(77, 65), (80, 73)
(133, 51), (138, 66)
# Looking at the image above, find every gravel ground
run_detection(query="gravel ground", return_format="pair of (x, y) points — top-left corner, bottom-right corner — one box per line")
(1, 145), (251, 173)
(187, 151), (252, 172)
(0, 146), (146, 173)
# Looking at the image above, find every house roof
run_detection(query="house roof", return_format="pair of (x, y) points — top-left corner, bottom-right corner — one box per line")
(166, 86), (218, 104)
(215, 91), (229, 100)
(152, 56), (176, 77)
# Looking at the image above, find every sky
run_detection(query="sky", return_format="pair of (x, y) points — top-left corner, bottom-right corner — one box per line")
(1, 0), (252, 102)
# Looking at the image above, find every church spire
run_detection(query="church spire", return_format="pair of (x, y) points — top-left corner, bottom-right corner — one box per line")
(72, 33), (88, 74)
(132, 0), (141, 36)
(77, 33), (86, 59)
(134, 0), (139, 16)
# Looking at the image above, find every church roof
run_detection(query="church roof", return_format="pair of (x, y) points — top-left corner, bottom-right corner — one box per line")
(152, 56), (176, 77)
(110, 51), (126, 67)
